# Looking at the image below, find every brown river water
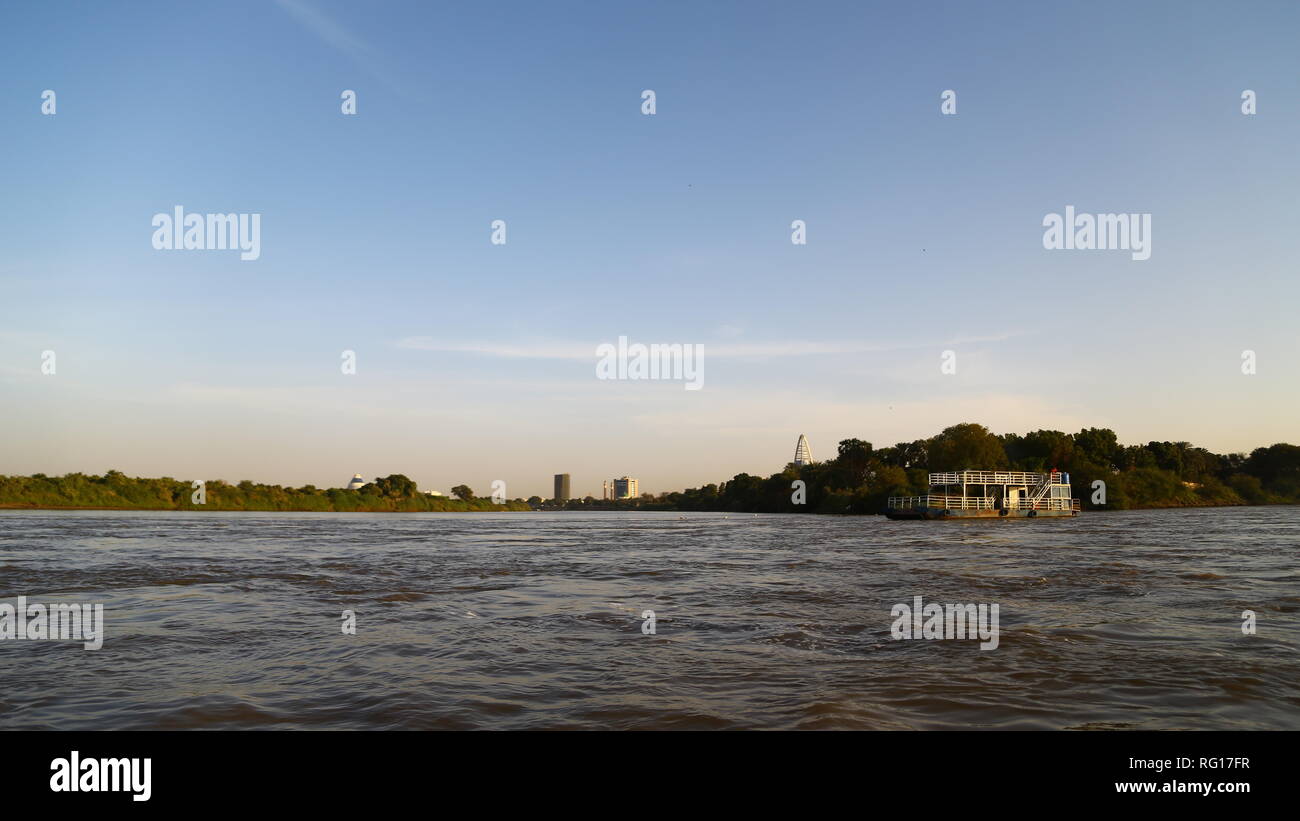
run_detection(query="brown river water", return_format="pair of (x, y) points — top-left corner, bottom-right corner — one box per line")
(0, 507), (1296, 730)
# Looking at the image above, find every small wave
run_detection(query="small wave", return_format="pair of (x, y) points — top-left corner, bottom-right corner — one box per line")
(376, 592), (427, 602)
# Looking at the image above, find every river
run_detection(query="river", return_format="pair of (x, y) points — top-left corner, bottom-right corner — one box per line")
(1, 507), (1296, 729)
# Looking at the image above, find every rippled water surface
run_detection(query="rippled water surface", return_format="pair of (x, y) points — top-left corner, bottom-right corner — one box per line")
(1, 508), (1297, 730)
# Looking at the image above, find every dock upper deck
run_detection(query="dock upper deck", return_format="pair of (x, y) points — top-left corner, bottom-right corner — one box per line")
(928, 470), (1068, 486)
(890, 469), (1079, 516)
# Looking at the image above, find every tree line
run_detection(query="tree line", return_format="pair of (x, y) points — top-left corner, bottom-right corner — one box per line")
(0, 472), (530, 512)
(5, 424), (1297, 514)
(590, 423), (1300, 514)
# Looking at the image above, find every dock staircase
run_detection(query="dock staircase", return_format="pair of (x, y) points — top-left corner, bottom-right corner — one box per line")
(1026, 474), (1054, 508)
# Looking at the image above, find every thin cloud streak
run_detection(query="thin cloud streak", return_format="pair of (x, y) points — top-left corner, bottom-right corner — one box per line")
(394, 333), (1035, 360)
(274, 0), (404, 91)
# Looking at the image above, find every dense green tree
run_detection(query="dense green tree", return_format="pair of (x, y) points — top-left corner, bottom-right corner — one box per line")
(929, 423), (1008, 470)
(373, 474), (418, 498)
(1074, 427), (1121, 469)
(1245, 444), (1300, 489)
(451, 484), (475, 501)
(880, 439), (928, 469)
(1015, 429), (1075, 471)
(835, 438), (874, 487)
(1227, 473), (1267, 504)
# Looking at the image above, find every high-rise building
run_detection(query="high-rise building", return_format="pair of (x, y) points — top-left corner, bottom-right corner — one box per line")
(554, 473), (571, 502)
(612, 476), (638, 499)
(793, 434), (813, 466)
(346, 474), (366, 490)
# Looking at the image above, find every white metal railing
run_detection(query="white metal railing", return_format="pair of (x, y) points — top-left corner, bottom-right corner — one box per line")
(888, 495), (1081, 512)
(928, 471), (1062, 486)
(887, 495), (996, 510)
(1011, 497), (1080, 511)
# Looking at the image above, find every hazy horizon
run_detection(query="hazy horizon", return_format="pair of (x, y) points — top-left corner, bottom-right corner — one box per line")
(3, 0), (1298, 498)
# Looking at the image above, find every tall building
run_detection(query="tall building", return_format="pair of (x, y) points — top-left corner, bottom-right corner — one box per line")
(553, 473), (571, 502)
(346, 474), (366, 490)
(793, 434), (813, 467)
(612, 476), (638, 499)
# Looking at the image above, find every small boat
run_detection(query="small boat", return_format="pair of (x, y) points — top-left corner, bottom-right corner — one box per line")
(885, 470), (1080, 520)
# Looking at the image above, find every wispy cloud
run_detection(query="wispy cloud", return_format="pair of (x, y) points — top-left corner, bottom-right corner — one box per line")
(274, 0), (402, 90)
(395, 338), (593, 359)
(394, 332), (1035, 360)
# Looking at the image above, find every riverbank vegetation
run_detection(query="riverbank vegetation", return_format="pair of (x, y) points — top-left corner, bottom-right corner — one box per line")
(0, 473), (529, 512)
(562, 424), (1300, 514)
(5, 424), (1297, 515)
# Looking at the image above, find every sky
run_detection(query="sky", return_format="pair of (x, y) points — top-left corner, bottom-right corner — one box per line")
(1, 0), (1297, 498)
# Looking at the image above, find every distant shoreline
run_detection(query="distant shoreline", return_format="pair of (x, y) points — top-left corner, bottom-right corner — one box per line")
(0, 503), (524, 513)
(2, 501), (1294, 514)
(5, 426), (1298, 514)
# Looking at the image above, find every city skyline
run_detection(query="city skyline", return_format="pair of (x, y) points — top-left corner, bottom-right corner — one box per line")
(3, 1), (1298, 500)
(7, 421), (1292, 503)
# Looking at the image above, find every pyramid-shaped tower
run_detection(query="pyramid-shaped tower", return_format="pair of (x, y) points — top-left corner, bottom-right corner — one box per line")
(793, 434), (813, 466)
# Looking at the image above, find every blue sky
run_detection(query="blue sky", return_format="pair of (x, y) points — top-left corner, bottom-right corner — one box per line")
(2, 0), (1297, 497)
